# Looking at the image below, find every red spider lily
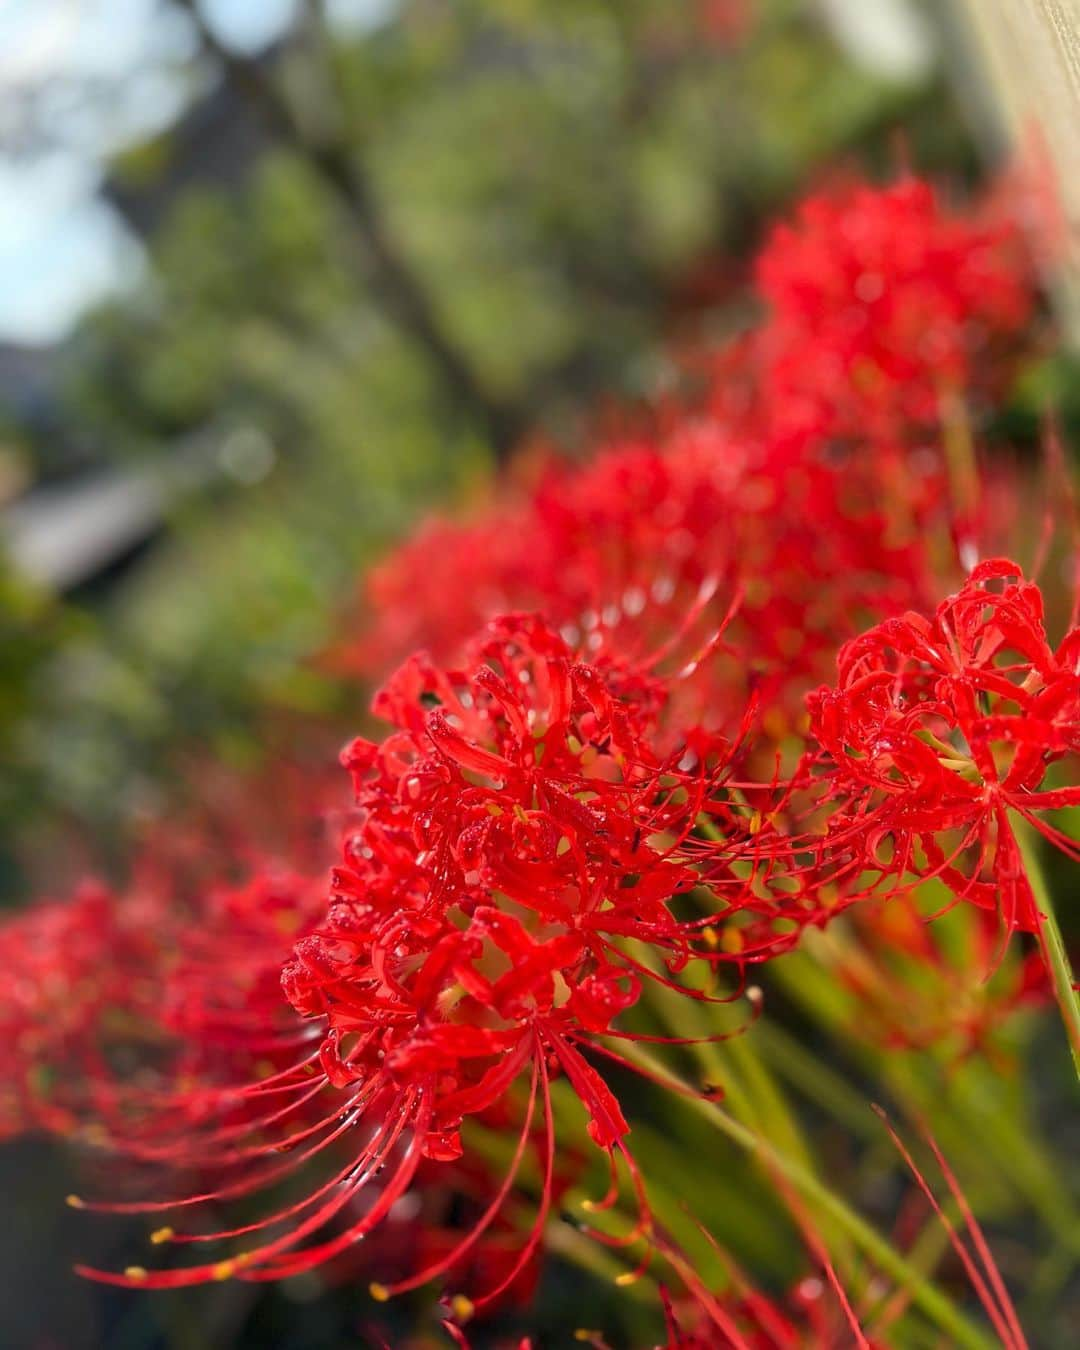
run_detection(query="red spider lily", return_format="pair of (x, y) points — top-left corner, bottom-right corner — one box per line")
(76, 614), (769, 1303)
(26, 167), (1054, 1341)
(337, 421), (943, 748)
(336, 184), (1040, 733)
(330, 437), (753, 693)
(0, 864), (326, 1149)
(806, 557), (1080, 1062)
(2, 750), (348, 1141)
(832, 896), (1048, 1066)
(159, 868), (330, 1073)
(808, 558), (1080, 928)
(0, 880), (161, 1141)
(749, 176), (1034, 453)
(696, 173), (1037, 575)
(327, 173), (1037, 773)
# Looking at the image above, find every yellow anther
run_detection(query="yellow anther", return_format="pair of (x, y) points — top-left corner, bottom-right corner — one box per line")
(702, 925), (719, 949)
(66, 1194), (85, 1209)
(212, 1260), (235, 1281)
(150, 1226), (174, 1245)
(614, 1271), (637, 1286)
(124, 1267), (148, 1282)
(720, 927), (745, 954)
(450, 1294), (475, 1322)
(748, 810), (763, 835)
(369, 1282), (390, 1303)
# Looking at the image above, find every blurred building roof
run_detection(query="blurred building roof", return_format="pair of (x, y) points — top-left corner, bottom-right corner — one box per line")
(1, 429), (222, 593)
(0, 341), (62, 423)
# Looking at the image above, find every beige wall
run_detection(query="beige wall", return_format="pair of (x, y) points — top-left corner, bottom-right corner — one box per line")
(951, 0), (1080, 343)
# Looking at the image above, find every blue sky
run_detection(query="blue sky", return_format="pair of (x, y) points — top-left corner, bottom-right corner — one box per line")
(0, 0), (392, 345)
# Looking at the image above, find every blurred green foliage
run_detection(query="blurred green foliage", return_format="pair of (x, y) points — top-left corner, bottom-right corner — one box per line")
(0, 0), (969, 888)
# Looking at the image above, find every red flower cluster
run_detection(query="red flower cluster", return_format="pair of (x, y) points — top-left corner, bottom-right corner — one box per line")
(0, 881), (159, 1140)
(342, 423), (943, 748)
(342, 177), (1038, 758)
(8, 170), (1065, 1344)
(808, 559), (1080, 932)
(0, 863), (326, 1148)
(834, 897), (1048, 1065)
(80, 615), (765, 1298)
(750, 177), (1034, 451)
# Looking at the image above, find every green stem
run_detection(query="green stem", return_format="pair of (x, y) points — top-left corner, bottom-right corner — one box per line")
(1016, 820), (1080, 1081)
(725, 1031), (814, 1170)
(860, 1212), (952, 1335)
(616, 1038), (1000, 1350)
(752, 1021), (881, 1141)
(939, 383), (979, 527)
